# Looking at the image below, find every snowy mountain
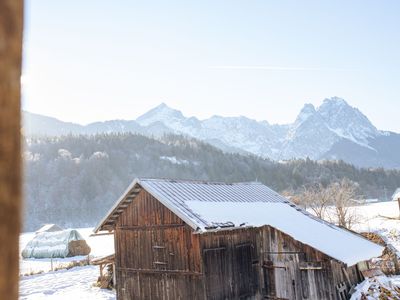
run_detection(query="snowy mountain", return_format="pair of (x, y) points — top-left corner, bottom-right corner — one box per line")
(23, 97), (400, 168)
(281, 103), (339, 159)
(318, 97), (379, 147)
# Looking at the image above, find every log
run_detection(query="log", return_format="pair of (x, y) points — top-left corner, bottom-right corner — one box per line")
(0, 0), (24, 299)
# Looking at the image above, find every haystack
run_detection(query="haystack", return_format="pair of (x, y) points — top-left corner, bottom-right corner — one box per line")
(21, 229), (91, 259)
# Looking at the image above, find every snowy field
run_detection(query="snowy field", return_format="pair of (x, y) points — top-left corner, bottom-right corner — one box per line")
(348, 201), (400, 255)
(19, 228), (115, 299)
(20, 227), (114, 275)
(20, 266), (115, 300)
(352, 201), (400, 232)
(18, 201), (400, 299)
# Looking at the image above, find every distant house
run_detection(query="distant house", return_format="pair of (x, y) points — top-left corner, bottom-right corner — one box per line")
(35, 224), (63, 234)
(392, 188), (400, 201)
(392, 188), (400, 217)
(22, 229), (91, 259)
(95, 178), (383, 300)
(364, 198), (379, 203)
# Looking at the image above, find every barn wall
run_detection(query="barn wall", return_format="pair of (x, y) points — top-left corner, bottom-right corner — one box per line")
(114, 189), (205, 300)
(198, 225), (364, 300)
(259, 226), (363, 300)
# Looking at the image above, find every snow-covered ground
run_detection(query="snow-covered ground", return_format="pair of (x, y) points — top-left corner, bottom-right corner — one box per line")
(20, 266), (115, 300)
(20, 227), (115, 299)
(348, 201), (400, 255)
(352, 201), (400, 232)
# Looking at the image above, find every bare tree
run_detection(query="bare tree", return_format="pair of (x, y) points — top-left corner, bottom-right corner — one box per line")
(328, 178), (359, 229)
(295, 179), (360, 229)
(0, 1), (24, 299)
(294, 184), (331, 220)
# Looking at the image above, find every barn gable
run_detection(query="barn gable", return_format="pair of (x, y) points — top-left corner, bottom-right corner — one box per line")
(96, 178), (383, 266)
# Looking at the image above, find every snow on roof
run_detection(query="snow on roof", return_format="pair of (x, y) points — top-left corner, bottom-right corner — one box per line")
(96, 178), (383, 266)
(35, 224), (63, 234)
(392, 188), (400, 201)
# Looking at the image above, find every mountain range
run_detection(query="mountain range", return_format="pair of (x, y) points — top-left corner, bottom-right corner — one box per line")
(23, 97), (400, 169)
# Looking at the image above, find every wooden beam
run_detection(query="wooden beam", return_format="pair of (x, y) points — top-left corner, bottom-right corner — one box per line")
(89, 232), (114, 237)
(117, 224), (186, 230)
(118, 267), (203, 276)
(0, 1), (24, 299)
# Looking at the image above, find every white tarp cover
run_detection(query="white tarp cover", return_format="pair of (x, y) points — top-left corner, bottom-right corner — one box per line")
(22, 229), (85, 258)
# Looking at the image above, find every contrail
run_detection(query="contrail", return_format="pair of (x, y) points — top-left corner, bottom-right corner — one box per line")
(208, 65), (349, 71)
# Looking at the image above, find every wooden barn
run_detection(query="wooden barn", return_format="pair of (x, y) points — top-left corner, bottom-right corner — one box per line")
(95, 178), (383, 300)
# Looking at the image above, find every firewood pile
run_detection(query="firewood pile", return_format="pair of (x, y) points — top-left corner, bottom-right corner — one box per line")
(361, 232), (400, 275)
(97, 263), (114, 289)
(91, 254), (115, 290)
(350, 276), (400, 300)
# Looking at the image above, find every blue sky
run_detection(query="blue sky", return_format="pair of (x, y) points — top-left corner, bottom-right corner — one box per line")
(23, 1), (400, 131)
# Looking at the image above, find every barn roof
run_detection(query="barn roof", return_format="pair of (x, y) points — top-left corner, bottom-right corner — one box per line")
(392, 188), (400, 201)
(35, 224), (63, 234)
(95, 178), (383, 266)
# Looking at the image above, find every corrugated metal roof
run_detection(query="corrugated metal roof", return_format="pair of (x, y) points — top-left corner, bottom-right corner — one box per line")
(140, 178), (292, 228)
(95, 178), (291, 232)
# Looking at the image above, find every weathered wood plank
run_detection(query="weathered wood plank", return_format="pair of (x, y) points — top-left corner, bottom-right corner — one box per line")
(0, 1), (23, 299)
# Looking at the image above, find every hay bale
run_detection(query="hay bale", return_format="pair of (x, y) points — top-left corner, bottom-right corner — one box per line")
(68, 240), (91, 257)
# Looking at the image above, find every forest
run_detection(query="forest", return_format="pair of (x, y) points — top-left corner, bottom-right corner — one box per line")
(23, 133), (400, 230)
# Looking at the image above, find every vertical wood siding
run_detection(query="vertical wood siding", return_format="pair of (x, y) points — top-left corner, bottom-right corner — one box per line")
(259, 226), (363, 300)
(115, 190), (204, 299)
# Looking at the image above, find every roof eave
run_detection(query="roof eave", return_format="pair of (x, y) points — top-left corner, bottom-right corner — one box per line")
(94, 178), (141, 233)
(94, 178), (203, 233)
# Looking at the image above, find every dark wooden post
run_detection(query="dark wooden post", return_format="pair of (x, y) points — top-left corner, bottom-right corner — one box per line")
(397, 197), (400, 219)
(0, 0), (24, 299)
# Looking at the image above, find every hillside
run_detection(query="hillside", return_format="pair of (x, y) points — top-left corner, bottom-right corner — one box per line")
(24, 133), (400, 230)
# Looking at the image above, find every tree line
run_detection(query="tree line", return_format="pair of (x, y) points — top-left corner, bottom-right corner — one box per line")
(23, 133), (400, 230)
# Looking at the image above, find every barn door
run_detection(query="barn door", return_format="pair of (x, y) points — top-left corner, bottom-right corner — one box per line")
(203, 247), (232, 300)
(263, 254), (300, 300)
(234, 243), (256, 298)
(263, 260), (291, 300)
(299, 261), (330, 299)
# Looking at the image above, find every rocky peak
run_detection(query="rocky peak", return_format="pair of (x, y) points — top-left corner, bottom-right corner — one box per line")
(136, 103), (185, 126)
